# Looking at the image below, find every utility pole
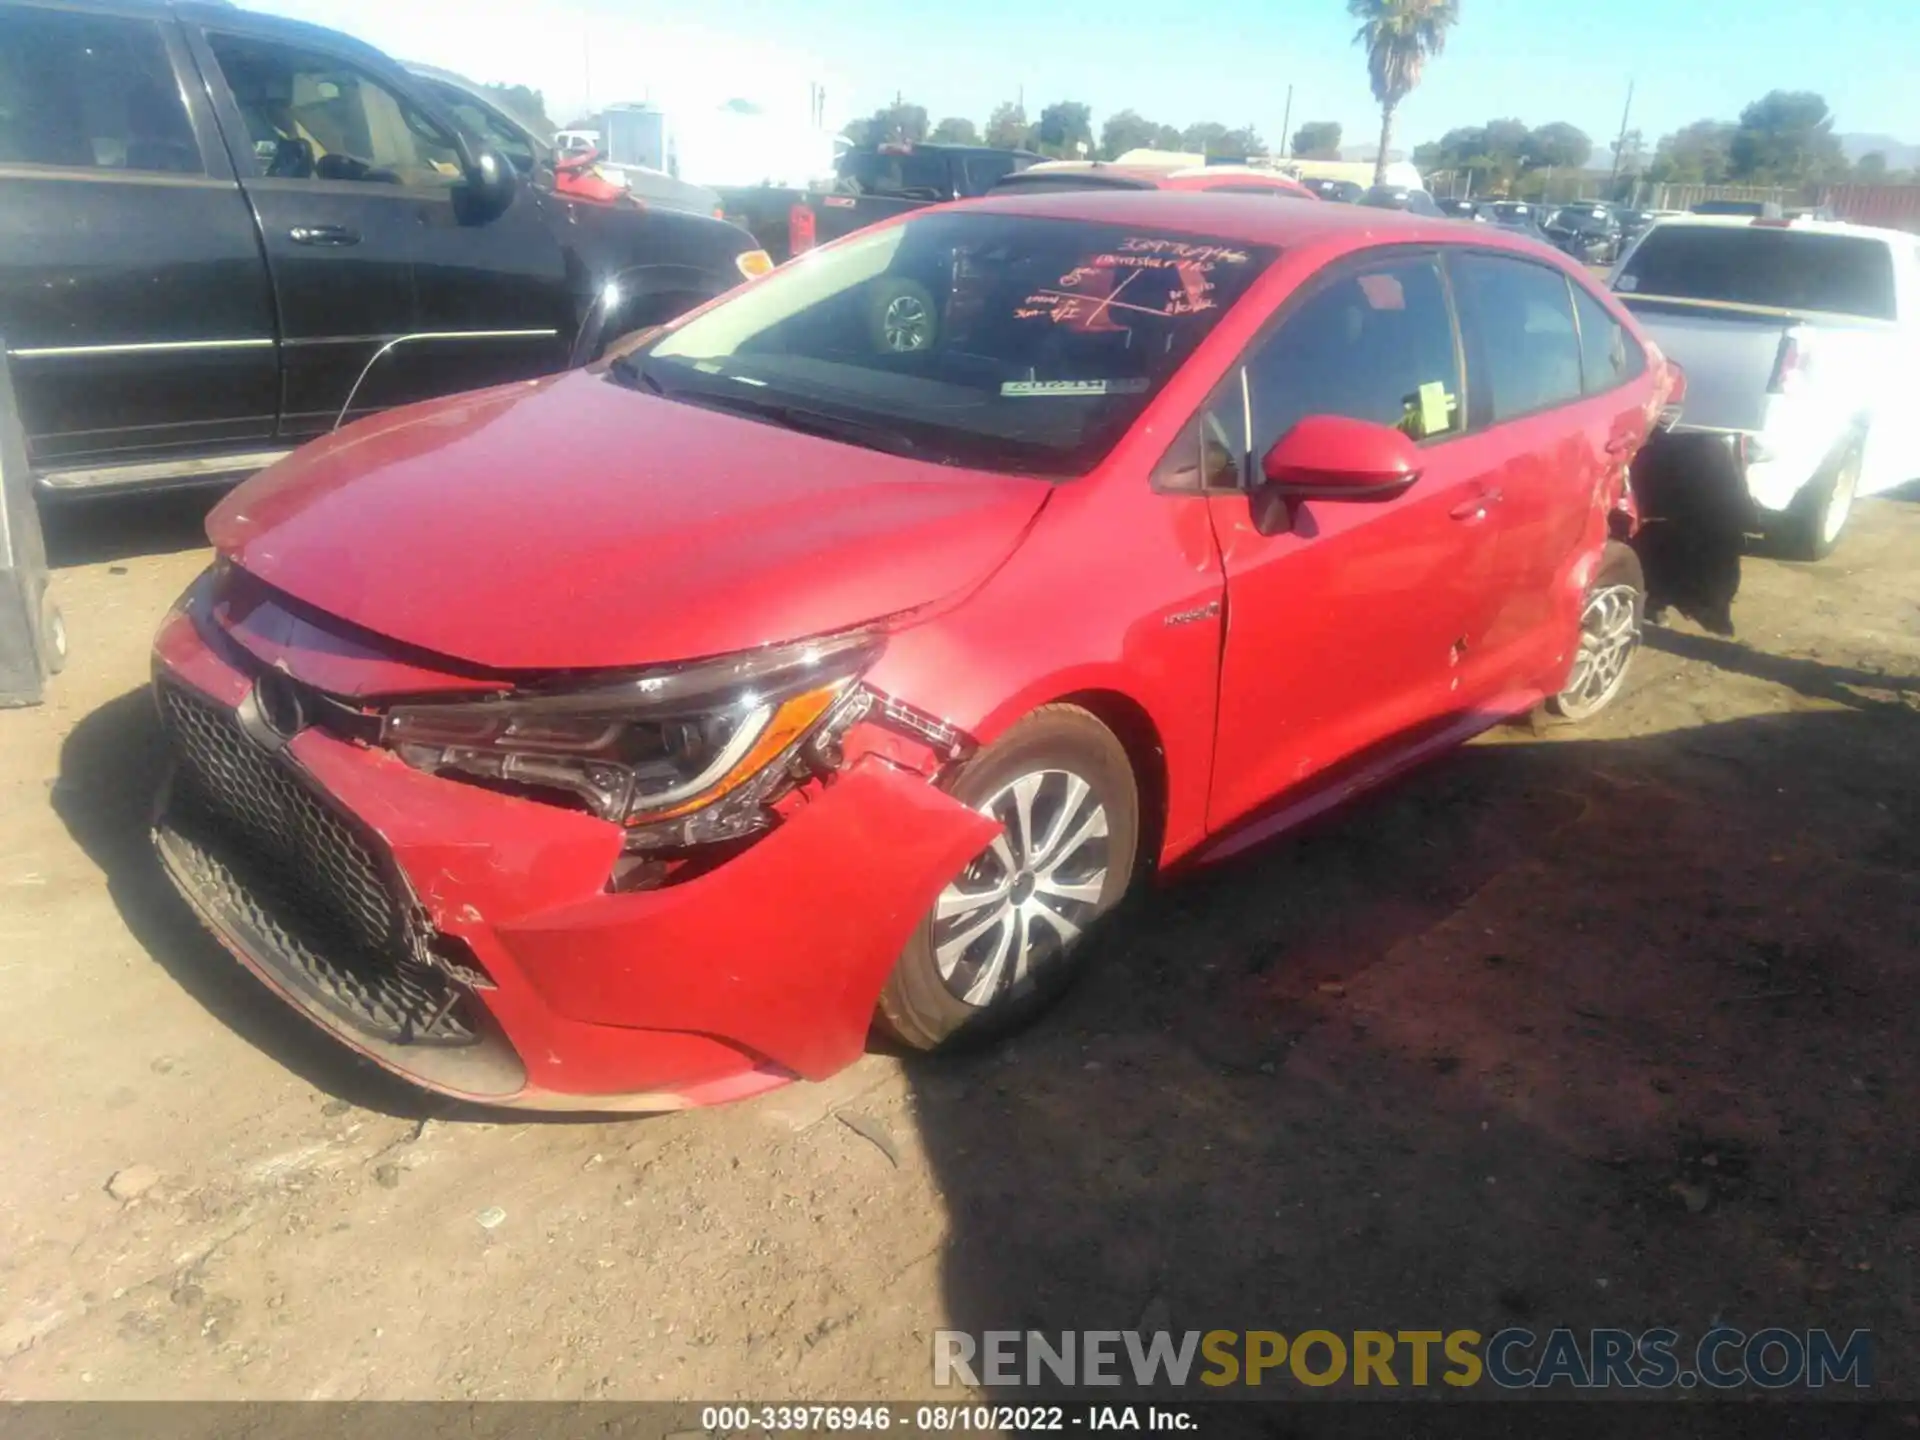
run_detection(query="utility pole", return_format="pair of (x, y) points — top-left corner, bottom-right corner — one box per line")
(1279, 84), (1293, 158)
(1608, 78), (1636, 193)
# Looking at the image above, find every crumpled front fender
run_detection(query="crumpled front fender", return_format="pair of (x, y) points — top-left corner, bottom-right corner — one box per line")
(495, 759), (1001, 1081)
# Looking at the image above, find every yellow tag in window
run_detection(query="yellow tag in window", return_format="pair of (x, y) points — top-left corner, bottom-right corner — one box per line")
(1417, 380), (1453, 437)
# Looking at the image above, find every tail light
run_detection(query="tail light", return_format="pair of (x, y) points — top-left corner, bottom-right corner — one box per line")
(1656, 358), (1687, 430)
(788, 201), (817, 254)
(1767, 333), (1808, 395)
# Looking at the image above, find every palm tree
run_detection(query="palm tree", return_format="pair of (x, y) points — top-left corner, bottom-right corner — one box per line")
(1349, 0), (1460, 186)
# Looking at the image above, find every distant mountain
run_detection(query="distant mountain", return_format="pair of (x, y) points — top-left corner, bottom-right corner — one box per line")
(1838, 133), (1920, 170)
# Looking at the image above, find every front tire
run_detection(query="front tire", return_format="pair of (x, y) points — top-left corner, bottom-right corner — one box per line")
(1548, 542), (1643, 724)
(1772, 435), (1863, 562)
(877, 705), (1139, 1052)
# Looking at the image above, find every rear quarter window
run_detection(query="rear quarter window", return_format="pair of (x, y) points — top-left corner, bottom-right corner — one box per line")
(1570, 284), (1646, 394)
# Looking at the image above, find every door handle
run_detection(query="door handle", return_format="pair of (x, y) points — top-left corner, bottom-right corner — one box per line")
(1449, 489), (1502, 521)
(288, 224), (361, 247)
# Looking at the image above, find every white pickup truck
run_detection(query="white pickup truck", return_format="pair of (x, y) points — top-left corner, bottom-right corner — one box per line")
(1610, 215), (1920, 558)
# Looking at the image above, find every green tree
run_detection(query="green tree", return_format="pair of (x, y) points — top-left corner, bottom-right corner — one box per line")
(1217, 125), (1266, 158)
(1349, 0), (1460, 185)
(1151, 123), (1185, 149)
(859, 99), (928, 146)
(931, 116), (979, 144)
(1647, 119), (1735, 185)
(1728, 91), (1843, 183)
(985, 101), (1032, 150)
(1034, 100), (1094, 158)
(1856, 151), (1889, 182)
(1421, 120), (1526, 194)
(1290, 120), (1343, 158)
(1524, 121), (1592, 172)
(1180, 121), (1230, 154)
(480, 83), (556, 138)
(1101, 108), (1164, 160)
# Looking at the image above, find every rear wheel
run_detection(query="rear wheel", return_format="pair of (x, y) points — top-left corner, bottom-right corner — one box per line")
(1772, 435), (1862, 562)
(877, 706), (1139, 1052)
(1548, 542), (1643, 724)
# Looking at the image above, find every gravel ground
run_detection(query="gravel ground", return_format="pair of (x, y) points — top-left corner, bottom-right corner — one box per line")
(2, 485), (1918, 1405)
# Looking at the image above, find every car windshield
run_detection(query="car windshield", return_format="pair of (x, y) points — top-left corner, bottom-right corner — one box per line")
(626, 212), (1275, 477)
(1553, 209), (1612, 232)
(1615, 226), (1897, 320)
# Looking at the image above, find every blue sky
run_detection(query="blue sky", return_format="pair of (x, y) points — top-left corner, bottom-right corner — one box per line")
(254, 0), (1919, 156)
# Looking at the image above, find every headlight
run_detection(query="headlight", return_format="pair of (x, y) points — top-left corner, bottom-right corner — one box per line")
(381, 631), (879, 848)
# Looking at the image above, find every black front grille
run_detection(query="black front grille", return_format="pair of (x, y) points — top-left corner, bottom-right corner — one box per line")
(157, 682), (478, 1046)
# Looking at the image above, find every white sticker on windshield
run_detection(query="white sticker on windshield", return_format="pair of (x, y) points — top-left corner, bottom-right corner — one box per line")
(1615, 273), (1638, 292)
(1000, 378), (1150, 397)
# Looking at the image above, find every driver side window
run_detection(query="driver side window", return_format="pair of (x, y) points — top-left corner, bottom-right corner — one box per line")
(1243, 256), (1464, 455)
(208, 33), (462, 188)
(1150, 256), (1464, 495)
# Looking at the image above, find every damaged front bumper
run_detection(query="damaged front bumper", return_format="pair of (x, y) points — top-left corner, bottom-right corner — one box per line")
(149, 601), (998, 1111)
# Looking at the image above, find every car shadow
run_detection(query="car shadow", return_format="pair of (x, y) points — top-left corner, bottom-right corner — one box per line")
(905, 683), (1920, 1417)
(42, 485), (225, 570)
(1645, 625), (1920, 707)
(49, 687), (601, 1123)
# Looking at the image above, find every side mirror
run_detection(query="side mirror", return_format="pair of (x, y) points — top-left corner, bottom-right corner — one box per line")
(458, 147), (518, 222)
(1251, 416), (1423, 535)
(1260, 415), (1422, 497)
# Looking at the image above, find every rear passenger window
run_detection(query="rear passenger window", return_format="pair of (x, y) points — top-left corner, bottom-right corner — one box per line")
(1570, 284), (1646, 395)
(1451, 253), (1584, 421)
(1241, 256), (1464, 453)
(0, 8), (201, 173)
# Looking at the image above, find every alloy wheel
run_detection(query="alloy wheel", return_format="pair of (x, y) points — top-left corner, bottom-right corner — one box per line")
(931, 768), (1110, 1008)
(1554, 583), (1640, 721)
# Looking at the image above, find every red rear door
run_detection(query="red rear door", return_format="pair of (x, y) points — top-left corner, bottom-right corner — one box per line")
(1447, 252), (1656, 692)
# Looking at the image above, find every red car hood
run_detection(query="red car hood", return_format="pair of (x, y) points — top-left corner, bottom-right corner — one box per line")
(208, 371), (1051, 672)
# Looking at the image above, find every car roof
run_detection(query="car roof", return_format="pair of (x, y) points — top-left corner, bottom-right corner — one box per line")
(60, 0), (399, 65)
(952, 188), (1570, 257)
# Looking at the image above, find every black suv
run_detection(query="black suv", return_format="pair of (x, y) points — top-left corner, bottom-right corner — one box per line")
(0, 0), (769, 494)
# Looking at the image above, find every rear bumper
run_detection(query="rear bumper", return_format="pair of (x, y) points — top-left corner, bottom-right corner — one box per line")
(1669, 426), (1828, 516)
(149, 602), (997, 1110)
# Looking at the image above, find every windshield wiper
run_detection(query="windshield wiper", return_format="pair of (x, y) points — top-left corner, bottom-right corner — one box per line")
(667, 385), (928, 460)
(607, 352), (662, 394)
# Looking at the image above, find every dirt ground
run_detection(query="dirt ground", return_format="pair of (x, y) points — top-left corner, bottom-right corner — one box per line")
(2, 485), (1918, 1405)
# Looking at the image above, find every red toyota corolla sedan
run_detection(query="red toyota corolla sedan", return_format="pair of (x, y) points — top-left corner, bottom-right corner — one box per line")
(150, 192), (1677, 1110)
